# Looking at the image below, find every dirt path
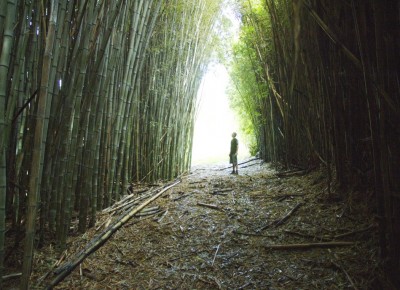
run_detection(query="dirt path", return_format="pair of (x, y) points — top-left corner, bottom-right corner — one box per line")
(32, 161), (381, 289)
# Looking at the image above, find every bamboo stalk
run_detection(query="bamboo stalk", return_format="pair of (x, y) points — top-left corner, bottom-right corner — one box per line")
(21, 1), (59, 288)
(45, 179), (181, 289)
(264, 241), (354, 250)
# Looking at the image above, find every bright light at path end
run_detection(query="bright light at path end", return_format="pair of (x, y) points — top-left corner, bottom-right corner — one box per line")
(192, 64), (249, 165)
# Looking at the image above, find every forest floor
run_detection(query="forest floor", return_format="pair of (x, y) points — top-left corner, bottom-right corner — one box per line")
(6, 160), (389, 289)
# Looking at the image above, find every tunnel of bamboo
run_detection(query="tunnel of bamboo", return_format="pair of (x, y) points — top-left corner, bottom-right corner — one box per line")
(0, 0), (399, 288)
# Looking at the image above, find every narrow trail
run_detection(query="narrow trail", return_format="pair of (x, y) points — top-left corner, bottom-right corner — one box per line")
(33, 161), (379, 289)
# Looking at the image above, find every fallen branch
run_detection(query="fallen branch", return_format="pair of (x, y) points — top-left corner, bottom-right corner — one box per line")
(334, 224), (375, 239)
(45, 179), (181, 290)
(264, 241), (354, 250)
(239, 162), (260, 169)
(211, 244), (220, 266)
(233, 230), (277, 238)
(189, 180), (206, 184)
(2, 272), (22, 281)
(219, 158), (260, 170)
(157, 209), (168, 223)
(284, 230), (331, 242)
(275, 194), (305, 202)
(331, 261), (359, 290)
(197, 202), (223, 211)
(211, 188), (232, 195)
(172, 194), (190, 201)
(135, 208), (162, 217)
(275, 170), (307, 178)
(101, 192), (148, 214)
(258, 203), (303, 232)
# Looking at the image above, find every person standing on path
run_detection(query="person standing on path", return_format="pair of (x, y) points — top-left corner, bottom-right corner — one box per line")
(229, 132), (239, 174)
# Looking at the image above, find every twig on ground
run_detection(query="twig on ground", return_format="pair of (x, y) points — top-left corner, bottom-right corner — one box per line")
(157, 209), (168, 223)
(2, 272), (22, 281)
(273, 202), (303, 227)
(275, 194), (305, 202)
(334, 224), (376, 239)
(197, 202), (223, 211)
(211, 188), (233, 195)
(219, 158), (260, 170)
(240, 162), (260, 169)
(258, 203), (303, 232)
(264, 241), (354, 250)
(211, 244), (220, 266)
(233, 230), (277, 238)
(284, 229), (331, 242)
(275, 169), (308, 178)
(238, 282), (253, 289)
(331, 261), (359, 290)
(172, 194), (190, 201)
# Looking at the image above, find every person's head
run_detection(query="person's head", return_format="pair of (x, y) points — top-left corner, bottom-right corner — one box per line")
(232, 132), (237, 138)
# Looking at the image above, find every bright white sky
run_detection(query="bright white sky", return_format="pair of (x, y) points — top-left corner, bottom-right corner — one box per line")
(191, 63), (249, 165)
(191, 3), (248, 165)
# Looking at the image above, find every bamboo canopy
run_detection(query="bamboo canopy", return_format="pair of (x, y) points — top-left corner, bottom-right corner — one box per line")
(1, 0), (399, 288)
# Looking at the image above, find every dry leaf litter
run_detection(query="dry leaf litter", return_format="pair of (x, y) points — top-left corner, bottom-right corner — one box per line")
(23, 160), (387, 289)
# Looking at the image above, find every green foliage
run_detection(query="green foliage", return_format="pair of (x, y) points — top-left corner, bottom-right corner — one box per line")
(227, 0), (272, 156)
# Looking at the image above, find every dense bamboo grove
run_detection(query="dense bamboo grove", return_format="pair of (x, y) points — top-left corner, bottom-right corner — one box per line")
(0, 0), (224, 287)
(230, 0), (399, 281)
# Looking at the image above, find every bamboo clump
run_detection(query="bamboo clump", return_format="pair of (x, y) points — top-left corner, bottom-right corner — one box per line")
(229, 0), (399, 277)
(0, 0), (226, 287)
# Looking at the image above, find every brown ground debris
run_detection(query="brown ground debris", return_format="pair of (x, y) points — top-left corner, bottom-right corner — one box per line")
(22, 161), (389, 289)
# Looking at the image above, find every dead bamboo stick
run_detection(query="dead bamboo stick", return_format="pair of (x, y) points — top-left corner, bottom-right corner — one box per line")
(331, 261), (359, 290)
(258, 203), (302, 232)
(45, 179), (181, 290)
(211, 188), (233, 194)
(264, 241), (354, 250)
(2, 273), (22, 281)
(219, 158), (260, 170)
(273, 203), (302, 227)
(334, 225), (375, 239)
(211, 244), (220, 266)
(197, 202), (223, 211)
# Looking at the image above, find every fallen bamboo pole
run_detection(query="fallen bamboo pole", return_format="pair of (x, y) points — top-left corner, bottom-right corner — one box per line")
(273, 202), (303, 227)
(264, 241), (354, 250)
(197, 202), (223, 211)
(258, 203), (303, 232)
(219, 158), (260, 170)
(44, 179), (181, 290)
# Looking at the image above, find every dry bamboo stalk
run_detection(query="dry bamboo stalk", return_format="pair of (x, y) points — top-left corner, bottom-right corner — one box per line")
(331, 261), (359, 290)
(197, 202), (223, 211)
(172, 194), (190, 201)
(264, 241), (354, 250)
(2, 273), (22, 281)
(334, 225), (375, 239)
(258, 203), (303, 232)
(157, 209), (168, 223)
(211, 244), (220, 266)
(219, 158), (260, 170)
(45, 179), (181, 289)
(211, 188), (233, 194)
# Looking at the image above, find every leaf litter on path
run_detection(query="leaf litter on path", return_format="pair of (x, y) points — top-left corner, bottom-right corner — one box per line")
(31, 160), (384, 289)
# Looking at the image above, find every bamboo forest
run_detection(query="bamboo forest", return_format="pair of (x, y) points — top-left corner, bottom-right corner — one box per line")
(0, 0), (399, 289)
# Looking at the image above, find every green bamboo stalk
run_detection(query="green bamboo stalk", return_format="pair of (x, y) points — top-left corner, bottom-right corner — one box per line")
(21, 1), (59, 288)
(0, 0), (18, 286)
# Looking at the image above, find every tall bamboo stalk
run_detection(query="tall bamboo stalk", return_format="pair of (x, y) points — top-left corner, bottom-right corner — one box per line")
(0, 0), (18, 286)
(21, 1), (59, 288)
